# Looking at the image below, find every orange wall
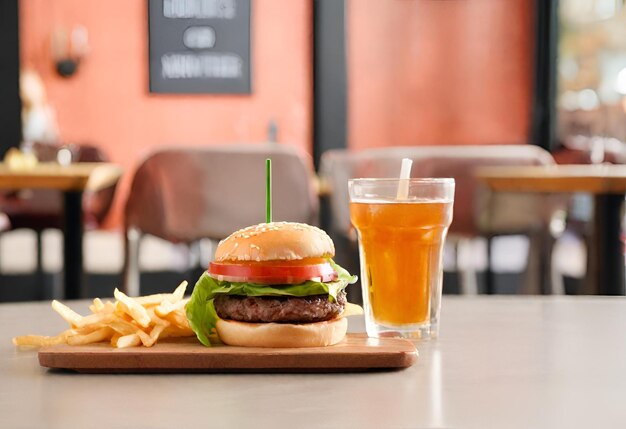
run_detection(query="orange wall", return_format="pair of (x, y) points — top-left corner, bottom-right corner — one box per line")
(19, 0), (313, 227)
(20, 0), (535, 227)
(347, 0), (534, 149)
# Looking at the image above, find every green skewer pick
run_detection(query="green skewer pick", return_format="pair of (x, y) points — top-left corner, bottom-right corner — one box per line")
(266, 158), (272, 223)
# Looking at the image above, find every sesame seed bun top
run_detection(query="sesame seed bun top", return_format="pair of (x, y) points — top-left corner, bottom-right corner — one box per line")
(214, 222), (335, 263)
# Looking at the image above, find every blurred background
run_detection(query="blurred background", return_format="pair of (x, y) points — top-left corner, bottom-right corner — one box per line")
(2, 0), (626, 301)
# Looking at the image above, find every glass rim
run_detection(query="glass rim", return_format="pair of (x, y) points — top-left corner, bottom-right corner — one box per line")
(348, 178), (455, 184)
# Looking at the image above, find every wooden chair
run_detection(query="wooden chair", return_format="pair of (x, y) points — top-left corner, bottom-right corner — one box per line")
(123, 144), (319, 296)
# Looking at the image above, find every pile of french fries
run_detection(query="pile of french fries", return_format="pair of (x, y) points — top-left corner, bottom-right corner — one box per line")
(13, 281), (194, 348)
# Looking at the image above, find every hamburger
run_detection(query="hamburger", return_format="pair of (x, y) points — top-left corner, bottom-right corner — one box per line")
(186, 222), (359, 347)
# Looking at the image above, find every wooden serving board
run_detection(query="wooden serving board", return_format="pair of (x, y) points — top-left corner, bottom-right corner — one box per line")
(38, 334), (418, 373)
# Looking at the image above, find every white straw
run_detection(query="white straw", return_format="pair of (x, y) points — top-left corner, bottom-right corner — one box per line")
(396, 158), (413, 200)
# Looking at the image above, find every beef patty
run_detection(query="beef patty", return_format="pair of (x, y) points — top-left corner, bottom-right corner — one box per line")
(214, 290), (347, 323)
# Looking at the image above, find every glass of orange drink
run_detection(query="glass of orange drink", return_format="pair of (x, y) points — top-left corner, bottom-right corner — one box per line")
(349, 178), (454, 339)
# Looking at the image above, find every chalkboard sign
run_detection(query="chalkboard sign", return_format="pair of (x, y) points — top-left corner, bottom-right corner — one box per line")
(149, 0), (251, 94)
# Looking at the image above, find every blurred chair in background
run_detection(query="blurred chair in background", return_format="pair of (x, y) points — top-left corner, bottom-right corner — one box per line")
(123, 144), (319, 296)
(552, 136), (626, 166)
(320, 145), (565, 296)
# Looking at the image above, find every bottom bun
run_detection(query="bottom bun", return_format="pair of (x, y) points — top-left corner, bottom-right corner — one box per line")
(216, 317), (348, 348)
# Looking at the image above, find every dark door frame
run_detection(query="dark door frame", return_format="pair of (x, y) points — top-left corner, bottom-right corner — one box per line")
(0, 0), (21, 156)
(312, 0), (347, 170)
(531, 0), (559, 151)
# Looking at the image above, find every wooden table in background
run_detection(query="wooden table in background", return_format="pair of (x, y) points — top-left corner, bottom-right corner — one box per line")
(477, 164), (626, 295)
(0, 162), (123, 299)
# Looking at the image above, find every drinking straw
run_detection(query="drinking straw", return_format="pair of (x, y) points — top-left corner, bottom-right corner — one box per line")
(396, 158), (413, 200)
(266, 158), (272, 223)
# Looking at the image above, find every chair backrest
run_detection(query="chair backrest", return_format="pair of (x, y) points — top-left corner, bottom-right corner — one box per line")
(75, 143), (117, 225)
(125, 144), (319, 243)
(320, 145), (556, 237)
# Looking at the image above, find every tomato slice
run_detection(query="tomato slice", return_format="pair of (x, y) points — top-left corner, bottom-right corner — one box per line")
(208, 262), (338, 285)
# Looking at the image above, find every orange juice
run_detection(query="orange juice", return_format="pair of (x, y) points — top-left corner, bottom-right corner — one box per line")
(350, 200), (453, 326)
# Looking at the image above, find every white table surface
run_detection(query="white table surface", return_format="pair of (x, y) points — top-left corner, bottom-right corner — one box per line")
(2, 296), (626, 429)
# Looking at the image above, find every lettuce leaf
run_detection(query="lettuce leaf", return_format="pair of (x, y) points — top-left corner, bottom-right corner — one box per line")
(329, 258), (358, 286)
(186, 259), (357, 346)
(185, 274), (219, 347)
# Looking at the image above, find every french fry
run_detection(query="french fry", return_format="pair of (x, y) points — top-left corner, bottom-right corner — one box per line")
(116, 334), (141, 348)
(89, 298), (116, 314)
(171, 281), (188, 302)
(110, 334), (121, 347)
(51, 300), (83, 327)
(146, 307), (169, 326)
(67, 327), (114, 346)
(165, 308), (191, 331)
(133, 281), (188, 306)
(13, 281), (195, 349)
(108, 319), (140, 336)
(117, 309), (135, 323)
(134, 329), (152, 347)
(154, 300), (176, 317)
(73, 312), (116, 329)
(343, 302), (364, 317)
(133, 293), (171, 306)
(89, 298), (104, 313)
(146, 323), (168, 347)
(12, 331), (74, 347)
(155, 298), (188, 318)
(162, 324), (194, 338)
(114, 288), (151, 327)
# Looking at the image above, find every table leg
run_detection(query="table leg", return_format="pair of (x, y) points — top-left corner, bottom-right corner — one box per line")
(63, 191), (84, 299)
(485, 237), (494, 294)
(587, 194), (625, 295)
